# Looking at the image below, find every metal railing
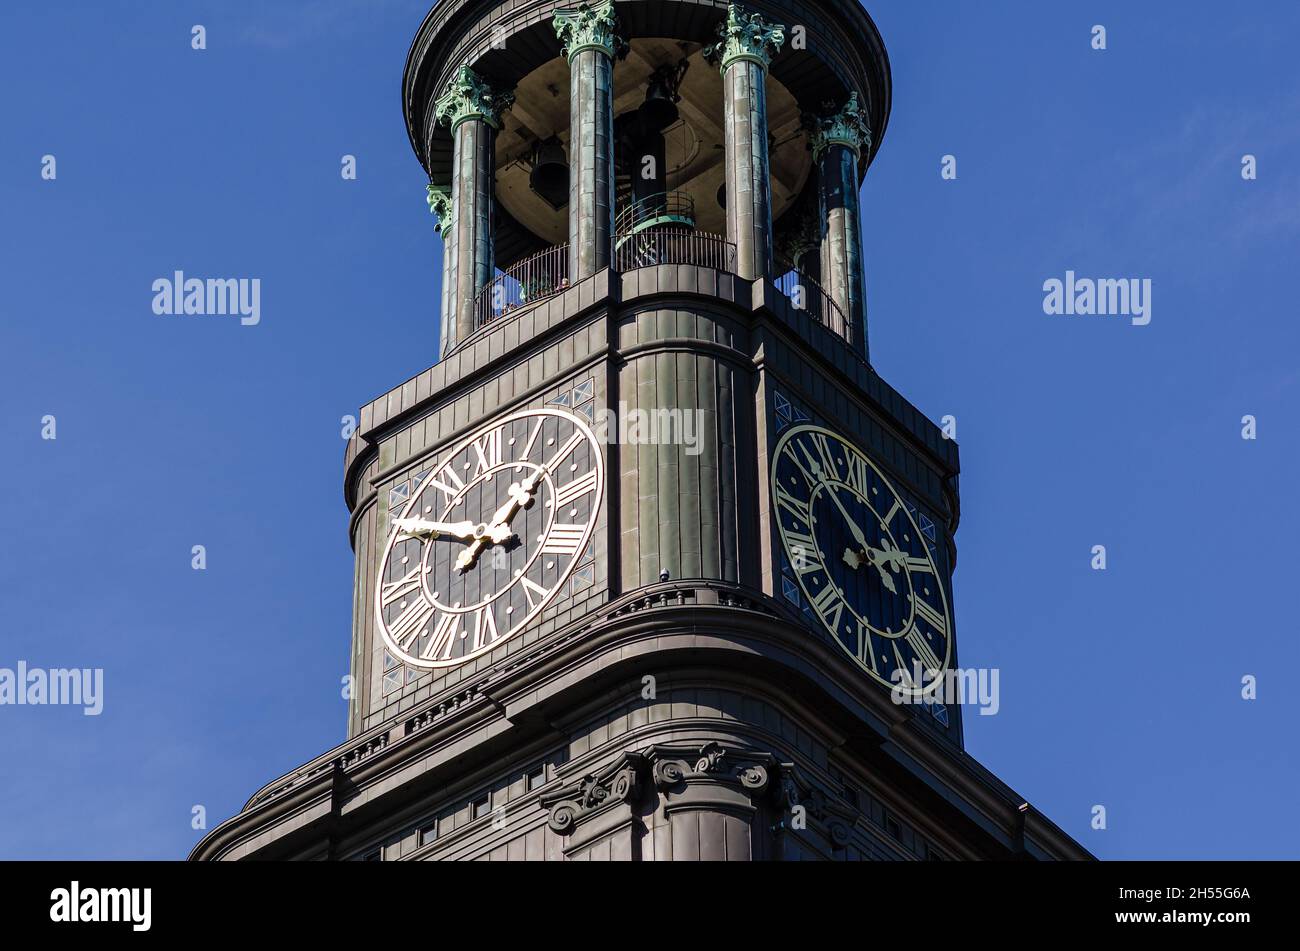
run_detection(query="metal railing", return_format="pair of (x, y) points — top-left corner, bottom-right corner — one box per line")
(615, 226), (736, 273)
(615, 190), (696, 235)
(774, 258), (852, 346)
(474, 243), (569, 329)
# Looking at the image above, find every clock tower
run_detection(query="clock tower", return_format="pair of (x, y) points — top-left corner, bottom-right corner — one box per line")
(192, 0), (1090, 862)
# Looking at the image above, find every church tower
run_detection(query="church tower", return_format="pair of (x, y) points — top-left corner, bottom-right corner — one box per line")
(192, 0), (1090, 862)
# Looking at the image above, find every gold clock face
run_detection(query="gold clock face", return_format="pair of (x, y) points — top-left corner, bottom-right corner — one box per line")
(375, 407), (603, 669)
(771, 424), (951, 696)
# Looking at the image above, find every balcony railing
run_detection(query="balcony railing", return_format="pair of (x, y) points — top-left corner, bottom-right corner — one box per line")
(614, 226), (736, 273)
(474, 243), (569, 329)
(774, 258), (852, 346)
(467, 235), (850, 347)
(615, 190), (696, 236)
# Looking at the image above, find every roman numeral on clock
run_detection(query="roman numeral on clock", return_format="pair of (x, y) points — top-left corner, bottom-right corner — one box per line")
(554, 470), (598, 508)
(470, 606), (498, 652)
(421, 611), (460, 661)
(389, 600), (434, 652)
(854, 622), (877, 671)
(428, 467), (464, 502)
(913, 596), (948, 635)
(518, 418), (546, 463)
(781, 443), (819, 486)
(472, 429), (503, 475)
(809, 433), (841, 480)
(845, 454), (872, 496)
(905, 556), (933, 573)
(552, 430), (586, 469)
(784, 528), (819, 573)
(775, 484), (811, 524)
(380, 566), (422, 607)
(905, 626), (944, 675)
(542, 524), (586, 556)
(808, 583), (843, 632)
(520, 576), (550, 610)
(795, 440), (828, 481)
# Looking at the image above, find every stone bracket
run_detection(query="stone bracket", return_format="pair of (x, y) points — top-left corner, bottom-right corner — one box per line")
(542, 751), (645, 836)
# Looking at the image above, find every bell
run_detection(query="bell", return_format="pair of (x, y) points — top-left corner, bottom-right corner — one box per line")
(638, 77), (679, 133)
(716, 182), (727, 209)
(529, 138), (568, 211)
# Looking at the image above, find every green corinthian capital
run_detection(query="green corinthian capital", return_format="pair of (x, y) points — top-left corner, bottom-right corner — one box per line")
(553, 1), (627, 62)
(704, 4), (785, 72)
(426, 183), (452, 233)
(434, 66), (515, 132)
(806, 93), (872, 161)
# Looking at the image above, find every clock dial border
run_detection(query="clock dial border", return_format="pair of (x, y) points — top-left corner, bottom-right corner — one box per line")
(770, 423), (952, 697)
(374, 406), (604, 671)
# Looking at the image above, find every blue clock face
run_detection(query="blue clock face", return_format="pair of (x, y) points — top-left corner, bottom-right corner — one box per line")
(771, 425), (951, 695)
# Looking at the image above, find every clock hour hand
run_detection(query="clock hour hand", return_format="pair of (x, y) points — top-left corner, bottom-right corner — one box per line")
(874, 537), (907, 572)
(455, 471), (543, 573)
(844, 546), (899, 594)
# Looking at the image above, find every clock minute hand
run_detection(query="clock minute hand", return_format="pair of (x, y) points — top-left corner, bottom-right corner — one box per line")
(394, 518), (479, 541)
(826, 483), (871, 553)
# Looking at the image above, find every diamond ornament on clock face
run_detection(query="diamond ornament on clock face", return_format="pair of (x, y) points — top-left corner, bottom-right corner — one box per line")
(375, 407), (603, 669)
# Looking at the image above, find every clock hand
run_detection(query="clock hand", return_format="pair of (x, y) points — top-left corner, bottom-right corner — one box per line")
(455, 471), (543, 573)
(394, 518), (480, 541)
(870, 550), (899, 594)
(841, 524), (907, 596)
(826, 483), (872, 553)
(874, 536), (907, 572)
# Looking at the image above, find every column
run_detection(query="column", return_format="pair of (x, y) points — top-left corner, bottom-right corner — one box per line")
(434, 66), (513, 351)
(776, 200), (823, 322)
(808, 92), (871, 357)
(646, 743), (784, 861)
(705, 4), (784, 282)
(554, 2), (623, 281)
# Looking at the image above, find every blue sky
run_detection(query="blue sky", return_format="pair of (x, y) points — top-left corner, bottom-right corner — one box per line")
(0, 1), (1295, 860)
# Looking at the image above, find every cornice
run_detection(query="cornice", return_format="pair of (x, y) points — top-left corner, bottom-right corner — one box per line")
(192, 580), (1090, 861)
(402, 0), (892, 177)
